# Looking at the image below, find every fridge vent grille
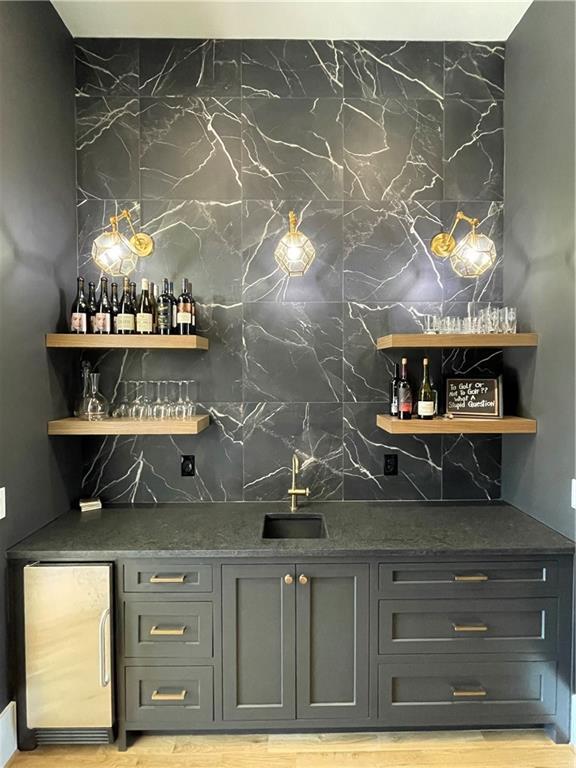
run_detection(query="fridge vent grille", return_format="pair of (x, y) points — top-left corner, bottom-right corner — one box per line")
(35, 728), (111, 745)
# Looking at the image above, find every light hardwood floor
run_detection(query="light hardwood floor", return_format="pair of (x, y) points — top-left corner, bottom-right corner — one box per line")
(9, 731), (576, 768)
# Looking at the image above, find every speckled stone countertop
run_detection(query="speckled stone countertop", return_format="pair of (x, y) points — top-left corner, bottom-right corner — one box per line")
(7, 502), (574, 560)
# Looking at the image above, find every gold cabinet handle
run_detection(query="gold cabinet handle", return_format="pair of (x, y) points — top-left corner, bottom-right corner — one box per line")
(151, 689), (187, 702)
(299, 574), (308, 585)
(452, 623), (488, 633)
(284, 574), (294, 585)
(453, 574), (489, 583)
(452, 687), (487, 698)
(150, 625), (186, 636)
(149, 574), (186, 584)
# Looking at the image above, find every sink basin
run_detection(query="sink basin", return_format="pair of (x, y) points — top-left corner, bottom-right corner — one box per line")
(262, 513), (327, 539)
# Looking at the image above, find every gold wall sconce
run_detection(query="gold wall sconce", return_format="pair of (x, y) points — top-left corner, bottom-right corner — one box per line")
(430, 210), (496, 278)
(274, 211), (316, 277)
(91, 209), (154, 277)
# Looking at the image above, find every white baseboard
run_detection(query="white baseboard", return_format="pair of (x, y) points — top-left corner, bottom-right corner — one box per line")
(0, 702), (17, 768)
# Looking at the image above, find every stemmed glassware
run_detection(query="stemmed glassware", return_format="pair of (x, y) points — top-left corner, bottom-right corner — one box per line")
(108, 379), (200, 420)
(422, 304), (518, 335)
(112, 380), (131, 418)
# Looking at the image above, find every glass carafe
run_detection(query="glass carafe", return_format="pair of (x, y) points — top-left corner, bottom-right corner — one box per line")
(74, 360), (92, 417)
(79, 373), (109, 421)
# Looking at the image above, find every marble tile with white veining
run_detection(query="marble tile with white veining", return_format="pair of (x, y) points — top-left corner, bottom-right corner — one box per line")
(243, 302), (343, 402)
(243, 402), (343, 500)
(342, 41), (443, 100)
(343, 200), (444, 302)
(76, 199), (140, 283)
(242, 98), (343, 200)
(140, 97), (242, 200)
(444, 99), (503, 201)
(441, 300), (504, 384)
(82, 403), (244, 503)
(242, 200), (342, 302)
(343, 98), (443, 201)
(139, 39), (241, 96)
(343, 402), (442, 500)
(445, 42), (505, 100)
(76, 96), (140, 199)
(75, 38), (139, 96)
(343, 301), (442, 402)
(442, 434), (501, 500)
(242, 40), (343, 97)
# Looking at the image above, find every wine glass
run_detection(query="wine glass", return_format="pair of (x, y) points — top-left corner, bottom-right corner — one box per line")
(185, 380), (198, 417)
(151, 381), (167, 420)
(173, 381), (187, 420)
(112, 380), (130, 418)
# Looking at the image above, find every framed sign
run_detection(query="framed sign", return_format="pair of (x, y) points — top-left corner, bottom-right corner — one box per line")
(445, 377), (502, 418)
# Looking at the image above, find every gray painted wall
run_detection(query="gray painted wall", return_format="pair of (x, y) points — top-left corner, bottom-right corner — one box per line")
(0, 2), (79, 709)
(502, 0), (576, 540)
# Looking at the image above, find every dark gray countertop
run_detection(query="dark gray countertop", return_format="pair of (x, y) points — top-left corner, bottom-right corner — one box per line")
(7, 501), (574, 559)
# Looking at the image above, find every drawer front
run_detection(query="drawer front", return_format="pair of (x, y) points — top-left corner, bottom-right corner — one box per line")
(378, 598), (558, 655)
(125, 601), (213, 659)
(123, 560), (213, 594)
(379, 660), (557, 726)
(126, 666), (213, 726)
(378, 561), (558, 599)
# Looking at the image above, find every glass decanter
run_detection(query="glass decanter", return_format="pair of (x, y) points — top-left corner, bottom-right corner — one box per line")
(79, 372), (109, 421)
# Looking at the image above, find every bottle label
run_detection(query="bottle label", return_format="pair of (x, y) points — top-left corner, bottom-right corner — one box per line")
(70, 313), (87, 333)
(94, 312), (110, 333)
(172, 305), (178, 328)
(117, 313), (135, 332)
(399, 390), (412, 413)
(157, 306), (170, 330)
(136, 313), (152, 333)
(417, 401), (435, 417)
(177, 311), (192, 325)
(391, 395), (398, 416)
(113, 314), (118, 333)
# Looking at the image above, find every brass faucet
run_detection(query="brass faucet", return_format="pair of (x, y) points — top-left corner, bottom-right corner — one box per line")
(288, 453), (310, 512)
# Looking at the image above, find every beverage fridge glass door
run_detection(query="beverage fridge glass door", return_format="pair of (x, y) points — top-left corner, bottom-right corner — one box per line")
(24, 564), (113, 728)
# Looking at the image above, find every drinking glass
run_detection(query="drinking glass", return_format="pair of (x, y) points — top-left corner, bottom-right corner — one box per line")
(173, 381), (188, 420)
(112, 380), (130, 418)
(129, 381), (150, 420)
(423, 315), (436, 335)
(185, 380), (198, 417)
(504, 306), (517, 333)
(151, 381), (167, 420)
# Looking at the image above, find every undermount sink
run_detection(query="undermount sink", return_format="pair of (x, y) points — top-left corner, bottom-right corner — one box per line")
(262, 513), (327, 539)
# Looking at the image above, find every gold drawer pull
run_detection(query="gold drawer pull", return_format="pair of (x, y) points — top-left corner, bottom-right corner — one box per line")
(149, 574), (186, 584)
(453, 574), (489, 583)
(150, 625), (186, 636)
(452, 623), (488, 633)
(452, 687), (487, 698)
(151, 689), (187, 702)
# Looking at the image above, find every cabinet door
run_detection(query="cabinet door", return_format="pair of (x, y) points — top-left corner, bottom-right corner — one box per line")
(222, 565), (296, 720)
(296, 563), (369, 719)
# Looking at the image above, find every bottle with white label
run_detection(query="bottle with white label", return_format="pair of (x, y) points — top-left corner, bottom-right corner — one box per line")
(136, 278), (153, 334)
(94, 276), (112, 334)
(417, 357), (435, 420)
(70, 276), (88, 333)
(389, 363), (400, 416)
(116, 277), (135, 334)
(176, 278), (192, 335)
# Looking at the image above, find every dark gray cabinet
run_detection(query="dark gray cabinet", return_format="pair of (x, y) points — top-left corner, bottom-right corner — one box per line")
(222, 562), (369, 722)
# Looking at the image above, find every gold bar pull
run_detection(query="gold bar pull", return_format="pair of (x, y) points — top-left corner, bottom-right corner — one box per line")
(453, 574), (489, 583)
(150, 625), (186, 636)
(151, 689), (187, 702)
(452, 687), (487, 698)
(149, 574), (186, 584)
(452, 623), (488, 633)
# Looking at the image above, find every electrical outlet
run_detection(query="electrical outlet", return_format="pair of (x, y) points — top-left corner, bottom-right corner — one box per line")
(384, 455), (398, 476)
(181, 455), (195, 477)
(0, 488), (5, 520)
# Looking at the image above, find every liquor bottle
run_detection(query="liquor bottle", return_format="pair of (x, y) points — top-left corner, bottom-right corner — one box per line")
(94, 276), (112, 334)
(116, 277), (135, 335)
(110, 282), (119, 333)
(397, 357), (412, 420)
(168, 280), (178, 332)
(389, 363), (400, 417)
(150, 281), (158, 334)
(136, 278), (153, 334)
(156, 279), (172, 335)
(417, 357), (435, 420)
(176, 278), (192, 335)
(70, 276), (88, 333)
(87, 280), (97, 333)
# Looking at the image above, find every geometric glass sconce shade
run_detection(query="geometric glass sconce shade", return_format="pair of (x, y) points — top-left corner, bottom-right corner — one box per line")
(430, 210), (496, 278)
(91, 209), (154, 277)
(274, 211), (316, 277)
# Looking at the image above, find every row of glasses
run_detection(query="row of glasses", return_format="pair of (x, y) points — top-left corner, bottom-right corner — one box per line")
(112, 380), (198, 420)
(423, 304), (517, 335)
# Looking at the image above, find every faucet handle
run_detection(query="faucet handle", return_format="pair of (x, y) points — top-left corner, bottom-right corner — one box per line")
(292, 453), (299, 474)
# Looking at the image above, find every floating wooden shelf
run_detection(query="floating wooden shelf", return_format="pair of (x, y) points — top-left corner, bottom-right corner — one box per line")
(45, 334), (209, 350)
(48, 415), (210, 436)
(376, 414), (537, 435)
(376, 333), (538, 350)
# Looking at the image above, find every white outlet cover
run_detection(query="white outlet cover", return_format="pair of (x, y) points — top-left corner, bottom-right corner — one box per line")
(571, 479), (576, 511)
(0, 488), (5, 520)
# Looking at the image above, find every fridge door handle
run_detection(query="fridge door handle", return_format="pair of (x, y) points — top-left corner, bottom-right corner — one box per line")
(98, 607), (111, 688)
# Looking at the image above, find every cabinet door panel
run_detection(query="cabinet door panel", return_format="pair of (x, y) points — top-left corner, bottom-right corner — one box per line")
(222, 565), (295, 721)
(296, 563), (369, 719)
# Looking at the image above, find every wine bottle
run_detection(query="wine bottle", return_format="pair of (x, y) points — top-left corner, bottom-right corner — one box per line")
(398, 357), (412, 420)
(169, 280), (177, 332)
(417, 357), (435, 419)
(116, 277), (135, 335)
(150, 281), (158, 334)
(136, 278), (153, 334)
(389, 363), (400, 417)
(110, 282), (119, 333)
(87, 280), (97, 333)
(94, 276), (112, 334)
(176, 278), (192, 335)
(188, 280), (197, 334)
(156, 278), (172, 335)
(70, 276), (88, 333)
(130, 281), (138, 314)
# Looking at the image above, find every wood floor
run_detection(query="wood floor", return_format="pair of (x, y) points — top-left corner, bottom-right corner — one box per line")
(9, 730), (576, 768)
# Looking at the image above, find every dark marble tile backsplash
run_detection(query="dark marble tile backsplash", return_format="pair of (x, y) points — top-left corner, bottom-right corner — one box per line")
(75, 39), (504, 503)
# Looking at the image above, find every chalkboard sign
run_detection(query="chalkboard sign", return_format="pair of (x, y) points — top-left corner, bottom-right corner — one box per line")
(445, 378), (502, 418)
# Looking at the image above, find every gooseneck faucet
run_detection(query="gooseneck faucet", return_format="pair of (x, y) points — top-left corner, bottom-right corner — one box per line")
(288, 453), (310, 512)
